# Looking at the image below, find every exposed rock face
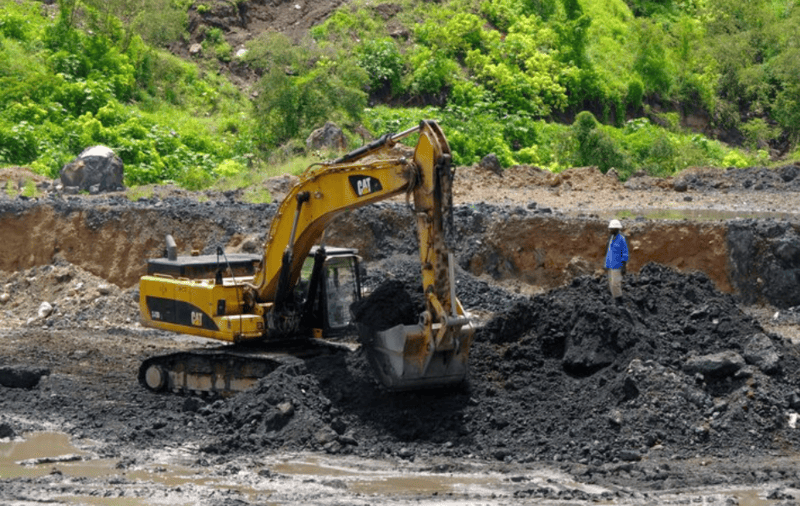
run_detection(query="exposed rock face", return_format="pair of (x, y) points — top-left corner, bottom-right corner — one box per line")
(59, 146), (125, 193)
(728, 220), (800, 308)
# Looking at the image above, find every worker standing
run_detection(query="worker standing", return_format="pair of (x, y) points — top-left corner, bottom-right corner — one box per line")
(605, 219), (629, 299)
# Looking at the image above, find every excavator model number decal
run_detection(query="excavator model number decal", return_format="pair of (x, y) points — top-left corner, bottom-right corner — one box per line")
(349, 175), (382, 197)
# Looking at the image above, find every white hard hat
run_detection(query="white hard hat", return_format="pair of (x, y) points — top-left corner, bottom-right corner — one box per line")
(608, 219), (622, 229)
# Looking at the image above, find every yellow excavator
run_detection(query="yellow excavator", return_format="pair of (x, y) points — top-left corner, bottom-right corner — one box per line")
(138, 120), (474, 394)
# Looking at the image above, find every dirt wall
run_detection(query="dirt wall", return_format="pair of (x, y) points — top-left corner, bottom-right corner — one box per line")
(469, 216), (731, 293)
(0, 201), (257, 288)
(1, 199), (798, 308)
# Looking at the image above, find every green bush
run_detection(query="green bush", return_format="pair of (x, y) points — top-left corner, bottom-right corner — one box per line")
(250, 36), (367, 147)
(633, 20), (674, 97)
(415, 12), (489, 58)
(0, 119), (38, 164)
(356, 39), (404, 97)
(310, 8), (382, 47)
(405, 47), (461, 97)
(570, 111), (631, 174)
(0, 11), (31, 41)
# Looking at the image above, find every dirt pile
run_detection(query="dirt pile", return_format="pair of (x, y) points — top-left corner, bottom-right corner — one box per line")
(475, 263), (800, 466)
(358, 253), (529, 314)
(0, 260), (137, 329)
(675, 164), (800, 192)
(171, 262), (800, 488)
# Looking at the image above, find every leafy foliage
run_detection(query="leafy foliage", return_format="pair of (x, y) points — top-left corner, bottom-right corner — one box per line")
(1, 0), (798, 192)
(247, 32), (367, 148)
(0, 0), (252, 187)
(356, 38), (404, 97)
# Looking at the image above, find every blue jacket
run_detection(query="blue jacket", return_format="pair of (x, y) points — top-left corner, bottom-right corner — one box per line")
(605, 233), (629, 269)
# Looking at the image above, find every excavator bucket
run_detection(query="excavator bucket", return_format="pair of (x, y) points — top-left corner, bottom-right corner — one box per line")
(359, 321), (474, 391)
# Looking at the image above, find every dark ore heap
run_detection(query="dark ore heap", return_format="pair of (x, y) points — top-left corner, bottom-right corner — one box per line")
(198, 262), (800, 471)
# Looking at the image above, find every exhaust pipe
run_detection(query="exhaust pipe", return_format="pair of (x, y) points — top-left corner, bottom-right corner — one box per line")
(165, 234), (178, 261)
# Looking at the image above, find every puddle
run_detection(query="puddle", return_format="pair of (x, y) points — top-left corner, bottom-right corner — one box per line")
(0, 432), (269, 505)
(2, 433), (797, 505)
(60, 497), (150, 506)
(0, 432), (89, 479)
(734, 489), (771, 506)
(273, 458), (502, 497)
(273, 460), (360, 477)
(348, 473), (497, 495)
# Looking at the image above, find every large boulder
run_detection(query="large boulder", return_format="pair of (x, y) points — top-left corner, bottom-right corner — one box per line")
(0, 365), (50, 388)
(477, 153), (503, 176)
(59, 146), (125, 193)
(306, 122), (347, 152)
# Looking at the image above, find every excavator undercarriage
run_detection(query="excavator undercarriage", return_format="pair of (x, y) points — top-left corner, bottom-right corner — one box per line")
(138, 340), (353, 396)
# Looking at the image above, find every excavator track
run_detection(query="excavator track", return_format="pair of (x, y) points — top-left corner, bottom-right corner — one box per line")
(138, 340), (353, 396)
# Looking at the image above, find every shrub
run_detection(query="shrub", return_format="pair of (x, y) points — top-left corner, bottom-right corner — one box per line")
(0, 119), (37, 164)
(0, 11), (31, 41)
(415, 12), (488, 59)
(740, 118), (777, 151)
(633, 20), (674, 96)
(214, 159), (245, 178)
(252, 52), (367, 147)
(356, 38), (404, 97)
(405, 47), (461, 98)
(571, 111), (631, 174)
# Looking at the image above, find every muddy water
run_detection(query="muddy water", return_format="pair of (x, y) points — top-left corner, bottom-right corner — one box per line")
(0, 432), (794, 505)
(0, 433), (513, 504)
(0, 432), (92, 479)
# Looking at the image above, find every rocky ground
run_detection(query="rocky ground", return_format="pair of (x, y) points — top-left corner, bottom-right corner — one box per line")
(2, 161), (800, 504)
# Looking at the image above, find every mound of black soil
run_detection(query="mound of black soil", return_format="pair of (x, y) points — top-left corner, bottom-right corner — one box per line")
(677, 164), (800, 192)
(358, 253), (528, 314)
(350, 279), (419, 331)
(192, 262), (800, 473)
(728, 219), (800, 308)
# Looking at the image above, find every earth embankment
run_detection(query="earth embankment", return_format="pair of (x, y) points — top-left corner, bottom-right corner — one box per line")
(0, 196), (798, 308)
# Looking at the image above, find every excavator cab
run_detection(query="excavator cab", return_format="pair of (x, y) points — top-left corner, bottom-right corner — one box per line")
(295, 246), (362, 339)
(143, 239), (362, 342)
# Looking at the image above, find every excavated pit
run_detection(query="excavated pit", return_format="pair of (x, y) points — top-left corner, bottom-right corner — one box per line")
(3, 165), (800, 502)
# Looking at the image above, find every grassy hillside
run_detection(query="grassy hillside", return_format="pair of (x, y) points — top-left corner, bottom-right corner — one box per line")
(1, 0), (798, 192)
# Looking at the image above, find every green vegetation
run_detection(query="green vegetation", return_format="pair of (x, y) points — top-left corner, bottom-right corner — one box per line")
(0, 0), (798, 191)
(4, 180), (16, 198)
(0, 0), (253, 188)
